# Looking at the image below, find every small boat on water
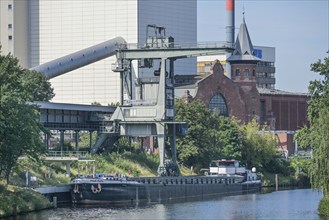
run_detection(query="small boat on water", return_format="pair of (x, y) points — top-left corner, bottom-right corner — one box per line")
(70, 160), (261, 204)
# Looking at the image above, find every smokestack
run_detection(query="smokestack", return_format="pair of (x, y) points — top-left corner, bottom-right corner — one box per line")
(226, 0), (235, 45)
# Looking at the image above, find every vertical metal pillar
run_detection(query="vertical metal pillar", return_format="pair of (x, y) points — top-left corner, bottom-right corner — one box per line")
(44, 133), (49, 150)
(89, 130), (93, 150)
(156, 58), (167, 175)
(156, 124), (166, 175)
(169, 58), (177, 164)
(60, 130), (64, 157)
(120, 70), (124, 105)
(66, 162), (71, 177)
(75, 130), (79, 152)
(129, 60), (133, 100)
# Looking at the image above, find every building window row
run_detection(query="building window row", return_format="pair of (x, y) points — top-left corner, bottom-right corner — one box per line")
(257, 72), (275, 78)
(235, 69), (256, 77)
(257, 83), (275, 89)
(257, 62), (274, 67)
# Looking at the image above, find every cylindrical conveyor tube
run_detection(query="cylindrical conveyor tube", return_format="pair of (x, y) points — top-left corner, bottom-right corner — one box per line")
(29, 36), (126, 79)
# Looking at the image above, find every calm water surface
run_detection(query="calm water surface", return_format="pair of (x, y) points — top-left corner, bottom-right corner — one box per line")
(14, 188), (323, 220)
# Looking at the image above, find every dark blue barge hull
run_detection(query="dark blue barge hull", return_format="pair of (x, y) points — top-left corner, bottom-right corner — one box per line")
(71, 176), (261, 204)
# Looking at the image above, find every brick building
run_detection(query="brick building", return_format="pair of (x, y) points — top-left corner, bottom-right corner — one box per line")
(180, 18), (309, 155)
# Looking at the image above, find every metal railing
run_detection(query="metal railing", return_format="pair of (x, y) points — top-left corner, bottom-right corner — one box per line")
(46, 151), (89, 159)
(120, 41), (234, 50)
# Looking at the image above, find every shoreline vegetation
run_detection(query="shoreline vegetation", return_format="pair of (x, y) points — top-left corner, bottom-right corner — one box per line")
(0, 152), (316, 218)
(0, 183), (52, 218)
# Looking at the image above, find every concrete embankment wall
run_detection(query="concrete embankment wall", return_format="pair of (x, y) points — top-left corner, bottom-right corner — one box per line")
(35, 185), (71, 203)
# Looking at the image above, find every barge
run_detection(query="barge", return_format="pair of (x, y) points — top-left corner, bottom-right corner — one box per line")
(70, 160), (261, 204)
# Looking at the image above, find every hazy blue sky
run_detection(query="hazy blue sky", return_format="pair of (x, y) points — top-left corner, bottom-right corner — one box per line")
(197, 0), (329, 93)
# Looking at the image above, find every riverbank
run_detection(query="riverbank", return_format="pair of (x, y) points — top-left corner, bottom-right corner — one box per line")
(0, 182), (52, 218)
(0, 152), (312, 218)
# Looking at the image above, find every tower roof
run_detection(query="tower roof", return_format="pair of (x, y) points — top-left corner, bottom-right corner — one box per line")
(227, 17), (260, 62)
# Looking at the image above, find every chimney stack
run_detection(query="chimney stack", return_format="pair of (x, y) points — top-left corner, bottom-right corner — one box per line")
(225, 0), (235, 78)
(226, 0), (235, 45)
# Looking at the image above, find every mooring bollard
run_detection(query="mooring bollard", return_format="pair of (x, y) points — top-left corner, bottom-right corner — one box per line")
(53, 196), (57, 208)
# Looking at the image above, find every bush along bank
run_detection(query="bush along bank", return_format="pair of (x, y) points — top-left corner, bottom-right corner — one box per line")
(0, 183), (52, 218)
(318, 197), (329, 218)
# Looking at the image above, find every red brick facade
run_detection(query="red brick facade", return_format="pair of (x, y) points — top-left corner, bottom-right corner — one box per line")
(189, 61), (309, 155)
(260, 94), (309, 131)
(193, 61), (260, 124)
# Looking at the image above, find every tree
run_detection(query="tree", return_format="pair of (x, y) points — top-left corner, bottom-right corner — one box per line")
(175, 99), (242, 169)
(0, 51), (54, 183)
(239, 119), (277, 170)
(296, 52), (329, 196)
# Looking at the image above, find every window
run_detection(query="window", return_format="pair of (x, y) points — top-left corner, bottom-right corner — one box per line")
(235, 69), (240, 77)
(252, 69), (256, 77)
(8, 4), (12, 10)
(244, 69), (249, 77)
(8, 35), (12, 40)
(8, 24), (12, 29)
(209, 94), (228, 116)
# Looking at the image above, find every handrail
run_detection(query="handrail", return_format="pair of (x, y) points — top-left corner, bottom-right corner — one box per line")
(46, 151), (89, 159)
(121, 41), (234, 50)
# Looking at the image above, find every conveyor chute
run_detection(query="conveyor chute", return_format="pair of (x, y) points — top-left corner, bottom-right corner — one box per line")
(29, 37), (126, 79)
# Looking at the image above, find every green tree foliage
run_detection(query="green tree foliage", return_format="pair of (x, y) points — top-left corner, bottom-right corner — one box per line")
(79, 132), (97, 149)
(295, 52), (329, 196)
(0, 51), (54, 183)
(175, 99), (242, 169)
(239, 120), (277, 170)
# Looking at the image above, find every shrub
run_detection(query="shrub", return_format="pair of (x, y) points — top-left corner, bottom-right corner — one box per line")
(318, 197), (329, 218)
(265, 158), (294, 176)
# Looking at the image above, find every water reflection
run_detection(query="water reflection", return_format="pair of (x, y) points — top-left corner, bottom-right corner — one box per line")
(13, 188), (323, 220)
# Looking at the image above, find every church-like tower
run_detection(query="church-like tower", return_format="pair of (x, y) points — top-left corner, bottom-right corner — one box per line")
(227, 17), (260, 84)
(227, 16), (261, 122)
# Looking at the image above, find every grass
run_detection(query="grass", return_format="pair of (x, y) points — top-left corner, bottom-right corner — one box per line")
(0, 151), (314, 218)
(0, 181), (52, 218)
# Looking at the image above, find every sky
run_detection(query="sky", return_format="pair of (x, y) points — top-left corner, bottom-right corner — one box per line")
(197, 0), (329, 93)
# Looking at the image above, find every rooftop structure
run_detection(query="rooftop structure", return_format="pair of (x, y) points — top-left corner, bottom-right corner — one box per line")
(227, 17), (260, 63)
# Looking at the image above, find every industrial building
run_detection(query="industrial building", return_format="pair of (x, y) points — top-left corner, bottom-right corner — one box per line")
(1, 0), (309, 156)
(181, 15), (309, 156)
(0, 0), (197, 105)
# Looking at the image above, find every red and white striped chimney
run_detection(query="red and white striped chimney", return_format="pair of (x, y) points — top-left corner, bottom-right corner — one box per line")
(226, 0), (235, 45)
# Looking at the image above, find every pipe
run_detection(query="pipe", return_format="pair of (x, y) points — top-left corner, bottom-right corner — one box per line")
(226, 0), (235, 44)
(29, 36), (126, 79)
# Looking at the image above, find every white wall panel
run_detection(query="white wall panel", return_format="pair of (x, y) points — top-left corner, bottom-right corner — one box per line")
(26, 0), (196, 105)
(30, 0), (138, 105)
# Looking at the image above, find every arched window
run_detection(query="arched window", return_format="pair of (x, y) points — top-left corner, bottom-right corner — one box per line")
(209, 94), (228, 116)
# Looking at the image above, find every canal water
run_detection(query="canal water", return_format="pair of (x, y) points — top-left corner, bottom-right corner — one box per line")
(13, 188), (324, 220)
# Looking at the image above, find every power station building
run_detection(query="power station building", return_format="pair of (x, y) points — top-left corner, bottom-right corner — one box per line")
(0, 0), (197, 105)
(1, 0), (309, 155)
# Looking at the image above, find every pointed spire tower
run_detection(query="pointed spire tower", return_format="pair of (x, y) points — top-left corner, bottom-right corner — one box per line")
(227, 15), (260, 83)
